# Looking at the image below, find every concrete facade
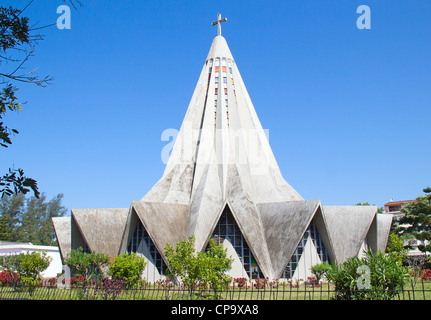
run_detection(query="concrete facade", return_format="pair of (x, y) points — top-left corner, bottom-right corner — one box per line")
(53, 25), (393, 282)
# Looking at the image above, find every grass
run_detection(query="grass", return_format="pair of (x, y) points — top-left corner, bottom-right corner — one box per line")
(1, 280), (430, 300)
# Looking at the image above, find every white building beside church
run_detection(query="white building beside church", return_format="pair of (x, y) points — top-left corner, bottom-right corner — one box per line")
(53, 15), (392, 283)
(0, 241), (62, 278)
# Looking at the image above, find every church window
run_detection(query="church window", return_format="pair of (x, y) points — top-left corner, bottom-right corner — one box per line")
(208, 206), (263, 279)
(215, 59), (220, 72)
(222, 66), (227, 73)
(224, 88), (227, 95)
(127, 219), (167, 276)
(223, 77), (227, 83)
(282, 220), (329, 279)
(215, 76), (219, 83)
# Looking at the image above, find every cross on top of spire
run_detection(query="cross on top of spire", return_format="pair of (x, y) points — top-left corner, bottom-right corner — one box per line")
(212, 13), (227, 36)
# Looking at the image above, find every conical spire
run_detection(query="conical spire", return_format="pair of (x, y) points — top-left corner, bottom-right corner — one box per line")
(143, 33), (302, 205)
(138, 21), (308, 278)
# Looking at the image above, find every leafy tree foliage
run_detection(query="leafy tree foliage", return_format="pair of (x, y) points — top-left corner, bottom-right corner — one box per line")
(164, 235), (233, 298)
(0, 4), (46, 198)
(394, 187), (431, 252)
(386, 233), (408, 264)
(355, 202), (383, 213)
(0, 251), (51, 292)
(0, 192), (67, 245)
(325, 249), (409, 300)
(63, 247), (110, 285)
(0, 1), (83, 198)
(108, 252), (147, 287)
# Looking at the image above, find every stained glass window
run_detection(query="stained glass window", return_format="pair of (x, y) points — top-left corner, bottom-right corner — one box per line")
(282, 220), (330, 279)
(127, 220), (167, 275)
(209, 206), (263, 279)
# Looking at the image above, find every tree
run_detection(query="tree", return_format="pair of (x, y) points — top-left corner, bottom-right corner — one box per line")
(164, 235), (233, 298)
(355, 202), (383, 213)
(199, 238), (233, 296)
(108, 252), (147, 287)
(0, 192), (67, 245)
(326, 249), (408, 300)
(386, 233), (408, 264)
(0, 1), (83, 199)
(164, 235), (201, 294)
(0, 212), (10, 240)
(63, 247), (110, 285)
(395, 187), (431, 252)
(311, 262), (331, 283)
(0, 4), (47, 198)
(15, 251), (51, 285)
(0, 251), (51, 294)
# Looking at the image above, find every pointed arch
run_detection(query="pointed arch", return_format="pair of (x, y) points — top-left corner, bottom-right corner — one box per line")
(208, 205), (263, 279)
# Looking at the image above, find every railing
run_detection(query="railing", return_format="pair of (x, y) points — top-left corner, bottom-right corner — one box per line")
(1, 280), (430, 300)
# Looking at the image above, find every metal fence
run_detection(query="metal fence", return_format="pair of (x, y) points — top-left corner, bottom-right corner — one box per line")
(0, 280), (430, 300)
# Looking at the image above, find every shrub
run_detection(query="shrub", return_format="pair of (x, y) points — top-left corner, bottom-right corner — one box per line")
(306, 276), (319, 287)
(164, 235), (233, 298)
(326, 249), (409, 300)
(254, 277), (268, 289)
(234, 277), (248, 288)
(62, 276), (84, 287)
(422, 269), (431, 281)
(108, 252), (146, 287)
(0, 270), (19, 286)
(0, 251), (51, 293)
(96, 277), (126, 300)
(310, 262), (331, 283)
(17, 251), (52, 286)
(63, 248), (110, 285)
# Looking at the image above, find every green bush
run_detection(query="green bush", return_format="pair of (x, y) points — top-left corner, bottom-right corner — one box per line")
(310, 262), (331, 283)
(63, 247), (110, 285)
(164, 235), (233, 299)
(0, 251), (51, 295)
(326, 249), (409, 300)
(108, 252), (147, 287)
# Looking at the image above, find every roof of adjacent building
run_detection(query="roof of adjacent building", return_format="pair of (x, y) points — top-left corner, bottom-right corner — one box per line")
(384, 200), (416, 207)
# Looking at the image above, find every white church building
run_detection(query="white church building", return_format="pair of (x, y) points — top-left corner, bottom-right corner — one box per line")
(53, 15), (393, 283)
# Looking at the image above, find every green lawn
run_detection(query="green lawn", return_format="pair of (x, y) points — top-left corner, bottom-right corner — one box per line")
(0, 281), (430, 300)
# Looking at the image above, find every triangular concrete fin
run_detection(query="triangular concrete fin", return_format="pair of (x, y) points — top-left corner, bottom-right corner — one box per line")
(71, 208), (129, 256)
(225, 164), (273, 278)
(323, 206), (377, 263)
(367, 213), (393, 253)
(142, 164), (193, 205)
(188, 158), (224, 251)
(376, 214), (393, 252)
(132, 201), (189, 257)
(258, 200), (321, 278)
(52, 216), (71, 261)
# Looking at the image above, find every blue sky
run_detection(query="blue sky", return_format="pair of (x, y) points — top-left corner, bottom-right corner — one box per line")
(2, 0), (430, 212)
